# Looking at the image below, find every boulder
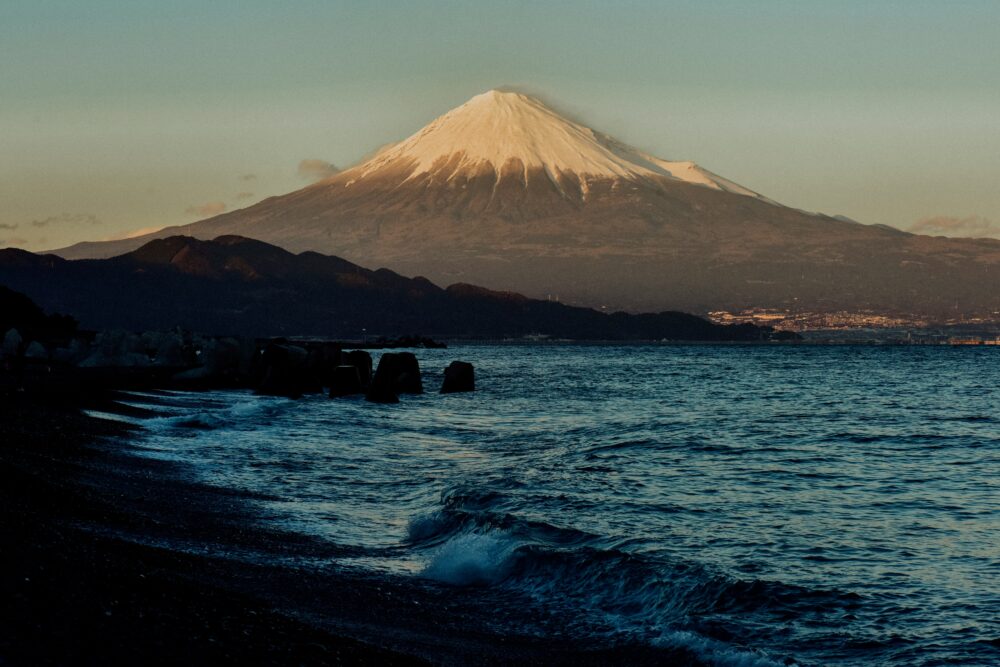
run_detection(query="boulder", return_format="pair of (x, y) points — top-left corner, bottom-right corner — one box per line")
(149, 332), (186, 367)
(79, 351), (151, 368)
(24, 341), (48, 360)
(52, 337), (89, 365)
(366, 352), (423, 403)
(208, 337), (242, 373)
(366, 353), (402, 404)
(329, 365), (364, 397)
(79, 330), (151, 367)
(255, 342), (310, 398)
(310, 342), (342, 389)
(441, 361), (475, 393)
(174, 337), (243, 382)
(395, 352), (423, 394)
(236, 337), (258, 379)
(342, 350), (373, 388)
(3, 328), (22, 357)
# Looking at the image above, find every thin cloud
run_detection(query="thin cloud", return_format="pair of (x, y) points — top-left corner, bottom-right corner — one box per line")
(0, 223), (18, 230)
(0, 237), (28, 247)
(113, 226), (165, 240)
(240, 173), (257, 181)
(97, 226), (162, 242)
(30, 213), (100, 228)
(493, 85), (592, 127)
(184, 202), (227, 218)
(235, 191), (255, 201)
(910, 215), (999, 239)
(297, 158), (339, 181)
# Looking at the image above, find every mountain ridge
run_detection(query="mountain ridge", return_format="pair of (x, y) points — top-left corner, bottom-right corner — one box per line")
(344, 90), (767, 200)
(50, 90), (1000, 321)
(1, 235), (782, 341)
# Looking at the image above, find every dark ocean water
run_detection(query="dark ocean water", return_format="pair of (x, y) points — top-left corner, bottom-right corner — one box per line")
(122, 345), (999, 665)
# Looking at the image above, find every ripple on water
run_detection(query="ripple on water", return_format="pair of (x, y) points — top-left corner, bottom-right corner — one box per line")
(129, 346), (1000, 666)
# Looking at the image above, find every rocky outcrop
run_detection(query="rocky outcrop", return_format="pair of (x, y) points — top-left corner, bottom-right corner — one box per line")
(0, 287), (478, 404)
(145, 331), (188, 367)
(366, 352), (423, 403)
(52, 338), (89, 365)
(308, 343), (343, 390)
(440, 361), (475, 393)
(3, 329), (22, 358)
(341, 350), (373, 388)
(329, 365), (364, 398)
(174, 337), (245, 383)
(366, 354), (401, 404)
(79, 331), (151, 368)
(24, 341), (48, 360)
(394, 352), (423, 394)
(255, 342), (311, 399)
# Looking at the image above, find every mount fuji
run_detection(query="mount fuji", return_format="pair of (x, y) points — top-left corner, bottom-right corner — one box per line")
(54, 90), (1000, 320)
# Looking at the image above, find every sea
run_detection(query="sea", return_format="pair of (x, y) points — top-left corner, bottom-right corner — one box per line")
(110, 345), (999, 666)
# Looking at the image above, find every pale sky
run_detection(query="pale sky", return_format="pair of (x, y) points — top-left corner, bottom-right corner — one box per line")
(2, 0), (999, 250)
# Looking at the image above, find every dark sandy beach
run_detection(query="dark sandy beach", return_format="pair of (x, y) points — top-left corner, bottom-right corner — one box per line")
(1, 391), (697, 665)
(0, 395), (422, 665)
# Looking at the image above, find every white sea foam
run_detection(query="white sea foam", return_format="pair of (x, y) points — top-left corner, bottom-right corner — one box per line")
(653, 630), (788, 667)
(422, 531), (520, 586)
(140, 395), (287, 433)
(81, 409), (142, 425)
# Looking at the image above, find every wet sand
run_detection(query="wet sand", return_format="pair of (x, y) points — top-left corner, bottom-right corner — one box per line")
(0, 392), (696, 665)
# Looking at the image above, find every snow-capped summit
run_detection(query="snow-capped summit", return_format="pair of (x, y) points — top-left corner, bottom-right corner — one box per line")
(50, 88), (1000, 321)
(349, 89), (762, 199)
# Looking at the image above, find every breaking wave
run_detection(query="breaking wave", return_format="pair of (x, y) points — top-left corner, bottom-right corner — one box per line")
(123, 345), (1000, 666)
(406, 486), (855, 665)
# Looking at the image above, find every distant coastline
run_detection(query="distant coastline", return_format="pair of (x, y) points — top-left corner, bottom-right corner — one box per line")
(0, 236), (794, 343)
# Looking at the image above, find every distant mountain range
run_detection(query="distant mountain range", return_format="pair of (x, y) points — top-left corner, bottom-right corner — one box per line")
(52, 90), (1000, 321)
(0, 235), (783, 341)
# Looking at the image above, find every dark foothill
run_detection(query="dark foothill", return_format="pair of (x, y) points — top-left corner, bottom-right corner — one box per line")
(441, 361), (475, 393)
(329, 365), (364, 398)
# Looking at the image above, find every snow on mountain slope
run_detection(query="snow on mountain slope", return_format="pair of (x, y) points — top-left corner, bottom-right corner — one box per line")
(48, 88), (1000, 322)
(345, 90), (765, 199)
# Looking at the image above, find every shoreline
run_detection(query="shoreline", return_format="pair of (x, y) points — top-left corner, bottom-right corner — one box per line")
(1, 394), (422, 665)
(1, 391), (700, 665)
